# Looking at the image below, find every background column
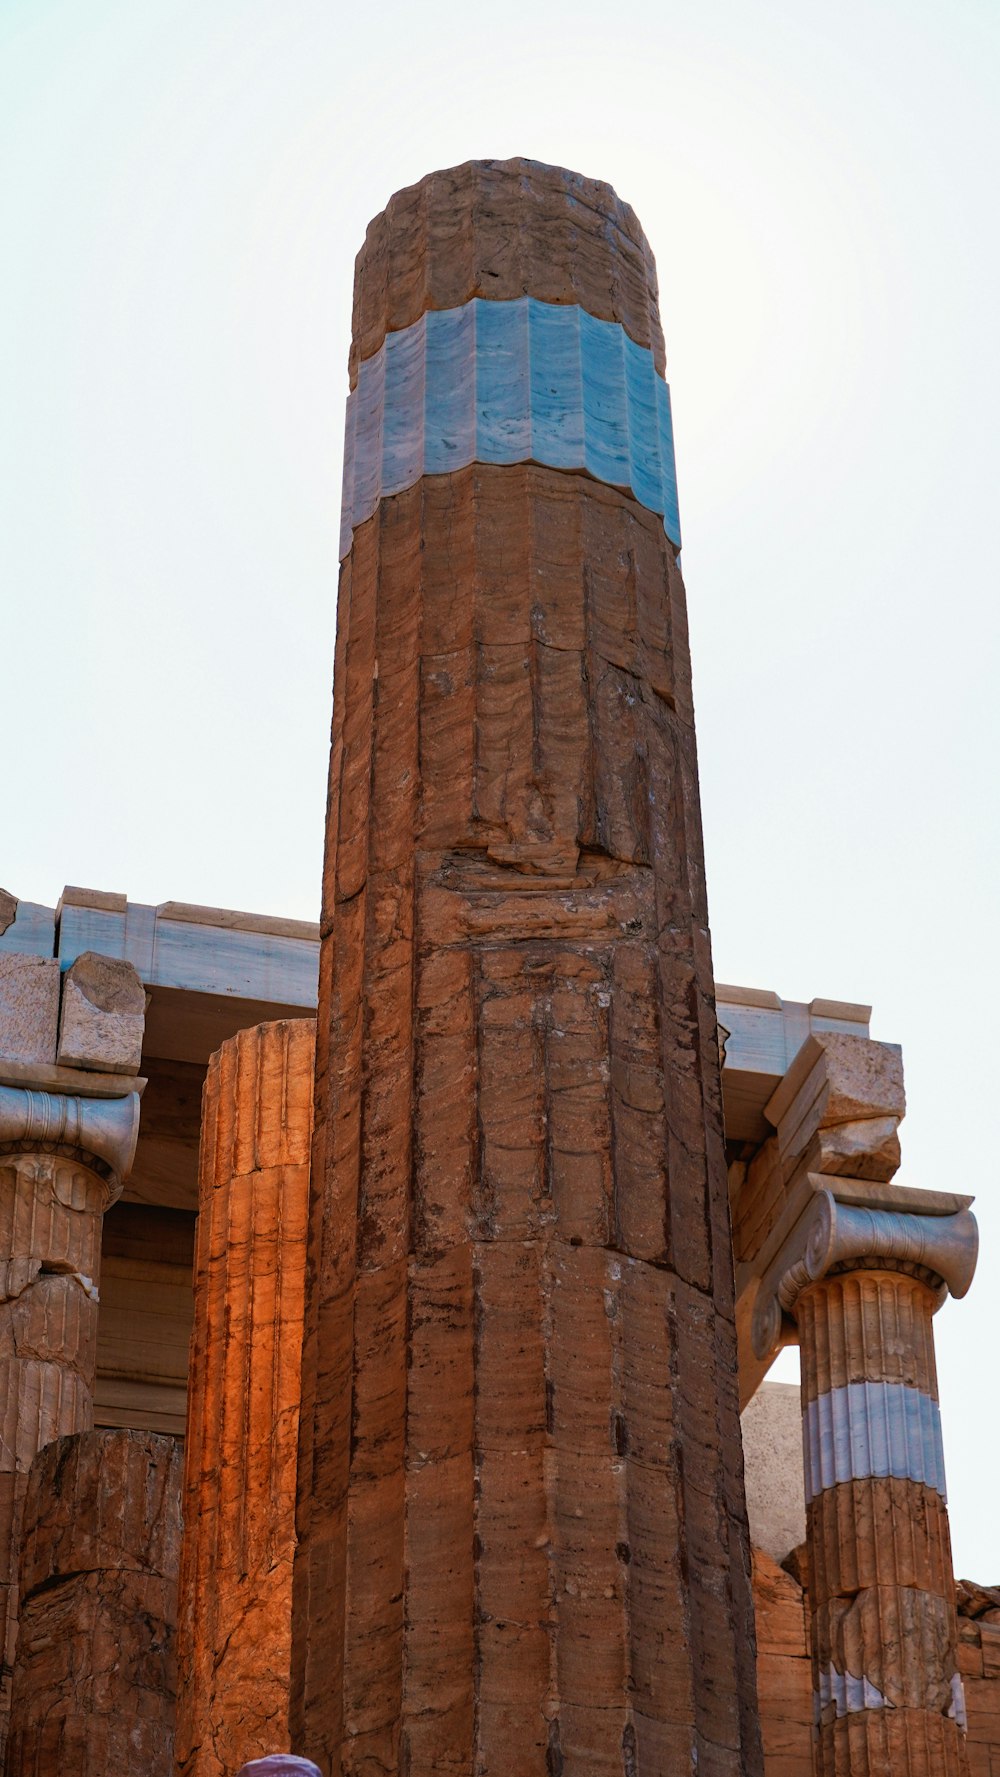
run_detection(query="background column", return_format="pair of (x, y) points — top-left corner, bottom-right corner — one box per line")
(756, 1185), (977, 1776)
(175, 1019), (314, 1777)
(291, 158), (762, 1777)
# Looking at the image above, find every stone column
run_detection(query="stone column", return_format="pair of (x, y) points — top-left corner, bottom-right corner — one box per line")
(175, 1020), (314, 1777)
(292, 159), (762, 1777)
(755, 1189), (978, 1775)
(5, 1428), (182, 1777)
(0, 1078), (139, 1745)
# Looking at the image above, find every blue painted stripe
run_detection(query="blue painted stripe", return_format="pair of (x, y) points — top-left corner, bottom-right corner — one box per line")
(803, 1381), (947, 1505)
(339, 297), (681, 556)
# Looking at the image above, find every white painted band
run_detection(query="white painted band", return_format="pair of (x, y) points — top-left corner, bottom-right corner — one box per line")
(339, 297), (681, 558)
(814, 1662), (889, 1722)
(802, 1380), (946, 1505)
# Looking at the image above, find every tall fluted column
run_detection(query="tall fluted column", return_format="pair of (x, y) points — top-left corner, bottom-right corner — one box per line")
(175, 1020), (314, 1777)
(755, 1188), (978, 1776)
(0, 1083), (139, 1751)
(292, 158), (762, 1777)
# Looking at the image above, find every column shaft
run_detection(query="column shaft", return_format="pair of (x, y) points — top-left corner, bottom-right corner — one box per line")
(0, 1151), (109, 1748)
(291, 159), (761, 1777)
(175, 1019), (314, 1777)
(5, 1428), (182, 1776)
(798, 1271), (968, 1776)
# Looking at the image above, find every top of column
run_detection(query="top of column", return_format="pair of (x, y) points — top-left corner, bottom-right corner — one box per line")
(348, 157), (667, 383)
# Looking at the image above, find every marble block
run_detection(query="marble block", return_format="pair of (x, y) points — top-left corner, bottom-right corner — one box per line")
(0, 956), (60, 1067)
(57, 952), (145, 1074)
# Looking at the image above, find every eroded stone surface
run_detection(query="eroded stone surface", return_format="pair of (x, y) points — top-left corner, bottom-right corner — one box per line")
(0, 1150), (112, 1756)
(348, 157), (667, 383)
(0, 957), (59, 1067)
(57, 951), (145, 1073)
(291, 162), (762, 1777)
(5, 1429), (182, 1777)
(174, 1019), (314, 1777)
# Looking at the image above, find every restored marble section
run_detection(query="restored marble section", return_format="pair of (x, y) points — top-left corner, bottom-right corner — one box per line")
(340, 297), (680, 557)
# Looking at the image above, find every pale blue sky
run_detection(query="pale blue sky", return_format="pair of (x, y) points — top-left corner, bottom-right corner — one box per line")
(1, 0), (998, 1572)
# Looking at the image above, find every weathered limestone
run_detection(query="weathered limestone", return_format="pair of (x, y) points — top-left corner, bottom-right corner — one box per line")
(0, 959), (59, 1068)
(0, 955), (142, 1755)
(751, 1035), (978, 1776)
(753, 1547), (813, 1777)
(291, 160), (762, 1776)
(175, 1019), (314, 1777)
(5, 1428), (182, 1776)
(0, 1082), (139, 1751)
(57, 951), (146, 1074)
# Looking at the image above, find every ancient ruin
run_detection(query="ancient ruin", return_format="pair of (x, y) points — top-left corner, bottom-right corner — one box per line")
(0, 159), (992, 1776)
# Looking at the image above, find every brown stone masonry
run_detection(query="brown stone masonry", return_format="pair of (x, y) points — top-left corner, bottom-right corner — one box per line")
(291, 161), (762, 1777)
(5, 1428), (182, 1777)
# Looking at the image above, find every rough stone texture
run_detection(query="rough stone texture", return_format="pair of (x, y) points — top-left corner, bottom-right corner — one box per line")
(175, 1019), (314, 1777)
(348, 157), (667, 384)
(752, 1547), (812, 1777)
(57, 950), (145, 1074)
(291, 162), (762, 1777)
(0, 1151), (112, 1755)
(753, 1550), (1000, 1777)
(0, 894), (15, 938)
(797, 1272), (969, 1776)
(5, 1428), (181, 1777)
(0, 957), (59, 1068)
(957, 1611), (1000, 1777)
(742, 1383), (807, 1565)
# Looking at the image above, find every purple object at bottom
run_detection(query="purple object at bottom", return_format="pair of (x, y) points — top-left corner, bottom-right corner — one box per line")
(236, 1760), (323, 1777)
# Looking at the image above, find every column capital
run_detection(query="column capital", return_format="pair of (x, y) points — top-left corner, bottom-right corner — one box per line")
(0, 1082), (139, 1203)
(751, 1181), (979, 1361)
